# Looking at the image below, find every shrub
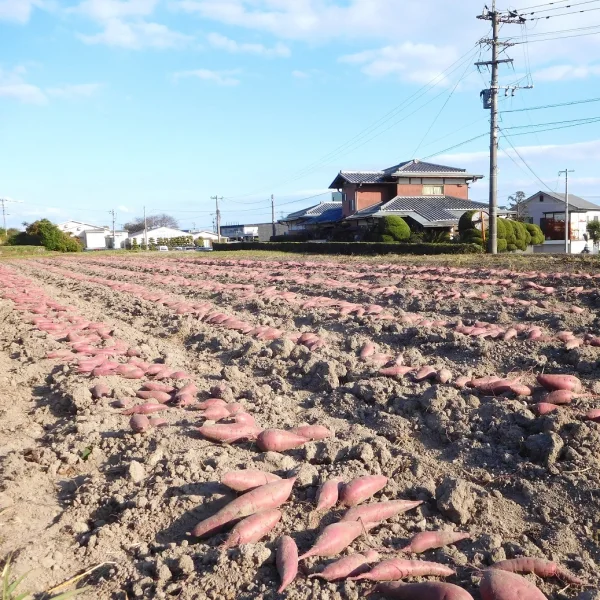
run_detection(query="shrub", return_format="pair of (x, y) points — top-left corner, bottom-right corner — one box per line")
(460, 228), (483, 246)
(366, 216), (411, 242)
(526, 223), (545, 245)
(8, 219), (81, 252)
(496, 218), (506, 240)
(497, 238), (508, 252)
(422, 229), (451, 243)
(512, 221), (528, 251)
(212, 241), (483, 255)
(459, 211), (477, 232)
(503, 220), (517, 247)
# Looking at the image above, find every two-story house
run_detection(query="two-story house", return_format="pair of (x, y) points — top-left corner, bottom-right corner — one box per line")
(329, 159), (486, 231)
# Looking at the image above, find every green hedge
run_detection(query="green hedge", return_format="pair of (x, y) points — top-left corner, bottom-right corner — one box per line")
(213, 242), (483, 255)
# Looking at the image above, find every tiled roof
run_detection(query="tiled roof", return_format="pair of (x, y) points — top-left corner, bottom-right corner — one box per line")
(348, 196), (488, 224)
(285, 201), (343, 220)
(530, 191), (600, 211)
(334, 172), (392, 185)
(391, 160), (467, 174)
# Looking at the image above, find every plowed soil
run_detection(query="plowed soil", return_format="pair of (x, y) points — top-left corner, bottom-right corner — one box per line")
(0, 253), (599, 600)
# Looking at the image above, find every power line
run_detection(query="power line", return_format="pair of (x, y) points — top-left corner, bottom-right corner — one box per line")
(525, 5), (600, 20)
(502, 23), (600, 38)
(505, 117), (600, 135)
(421, 132), (489, 160)
(514, 29), (600, 42)
(504, 115), (600, 129)
(499, 128), (555, 192)
(520, 0), (600, 15)
(500, 95), (600, 112)
(412, 56), (475, 157)
(511, 0), (582, 11)
(222, 45), (481, 200)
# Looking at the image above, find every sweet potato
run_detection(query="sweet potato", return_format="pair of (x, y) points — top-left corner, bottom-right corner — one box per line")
(298, 521), (369, 560)
(222, 470), (281, 492)
(136, 390), (172, 403)
(537, 373), (582, 392)
(231, 412), (256, 426)
(360, 342), (376, 360)
(543, 390), (584, 405)
(289, 425), (332, 441)
(414, 366), (437, 382)
(308, 551), (379, 581)
(201, 406), (233, 421)
(490, 558), (583, 585)
(256, 429), (309, 452)
(149, 417), (168, 428)
(437, 369), (453, 384)
(197, 398), (228, 410)
(376, 581), (474, 600)
(340, 475), (388, 507)
(401, 530), (470, 553)
(221, 509), (282, 548)
(536, 403), (559, 416)
(350, 558), (455, 581)
(341, 500), (423, 525)
(480, 569), (546, 600)
(191, 477), (296, 538)
(91, 384), (111, 399)
(379, 365), (415, 378)
(142, 382), (174, 393)
(454, 376), (470, 389)
(277, 535), (299, 593)
(130, 414), (151, 433)
(587, 409), (600, 422)
(198, 423), (262, 443)
(316, 477), (343, 511)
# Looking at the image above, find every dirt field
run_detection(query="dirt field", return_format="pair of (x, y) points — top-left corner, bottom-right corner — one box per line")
(0, 252), (599, 599)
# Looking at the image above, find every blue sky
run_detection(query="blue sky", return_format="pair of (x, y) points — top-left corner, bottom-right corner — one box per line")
(2, 0), (600, 231)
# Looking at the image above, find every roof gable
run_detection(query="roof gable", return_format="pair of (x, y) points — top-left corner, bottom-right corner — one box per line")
(524, 191), (600, 211)
(389, 159), (466, 174)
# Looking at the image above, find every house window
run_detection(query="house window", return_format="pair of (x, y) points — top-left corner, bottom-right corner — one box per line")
(422, 185), (443, 196)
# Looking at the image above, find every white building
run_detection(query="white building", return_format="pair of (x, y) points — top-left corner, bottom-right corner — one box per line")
(523, 191), (600, 254)
(59, 220), (127, 250)
(189, 230), (221, 246)
(58, 220), (108, 236)
(128, 226), (194, 246)
(83, 229), (109, 250)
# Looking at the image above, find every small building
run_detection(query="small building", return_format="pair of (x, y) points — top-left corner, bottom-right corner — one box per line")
(523, 191), (600, 254)
(58, 220), (108, 237)
(128, 226), (194, 246)
(83, 229), (109, 250)
(281, 202), (343, 234)
(329, 159), (484, 233)
(220, 222), (289, 242)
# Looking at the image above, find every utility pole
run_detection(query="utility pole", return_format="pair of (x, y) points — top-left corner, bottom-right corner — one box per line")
(0, 197), (22, 233)
(271, 194), (276, 238)
(477, 1), (531, 254)
(143, 206), (148, 249)
(559, 169), (575, 254)
(211, 196), (223, 243)
(109, 209), (116, 249)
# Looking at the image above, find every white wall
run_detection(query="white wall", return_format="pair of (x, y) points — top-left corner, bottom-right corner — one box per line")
(129, 227), (192, 244)
(84, 231), (107, 250)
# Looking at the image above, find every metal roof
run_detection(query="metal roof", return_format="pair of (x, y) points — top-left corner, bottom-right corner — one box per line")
(285, 201), (343, 220)
(525, 191), (600, 211)
(346, 196), (488, 225)
(304, 206), (343, 225)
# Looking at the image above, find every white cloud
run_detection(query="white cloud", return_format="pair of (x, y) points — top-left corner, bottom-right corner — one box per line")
(0, 0), (39, 23)
(0, 66), (104, 105)
(292, 70), (309, 78)
(46, 83), (103, 98)
(73, 0), (158, 20)
(207, 32), (290, 57)
(118, 204), (132, 212)
(173, 68), (241, 86)
(78, 18), (192, 49)
(340, 41), (459, 84)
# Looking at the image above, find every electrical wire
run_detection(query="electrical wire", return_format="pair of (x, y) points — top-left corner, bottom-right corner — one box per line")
(411, 55), (475, 157)
(504, 115), (600, 128)
(421, 133), (489, 160)
(514, 29), (600, 41)
(520, 0), (600, 16)
(222, 45), (481, 200)
(526, 5), (600, 20)
(500, 95), (600, 112)
(501, 23), (600, 38)
(511, 0), (581, 11)
(500, 128), (561, 192)
(505, 117), (600, 135)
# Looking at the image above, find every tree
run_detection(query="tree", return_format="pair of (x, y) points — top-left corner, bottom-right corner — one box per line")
(122, 213), (179, 233)
(587, 220), (600, 248)
(131, 239), (139, 251)
(8, 219), (81, 252)
(508, 191), (527, 221)
(526, 223), (544, 245)
(0, 227), (19, 245)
